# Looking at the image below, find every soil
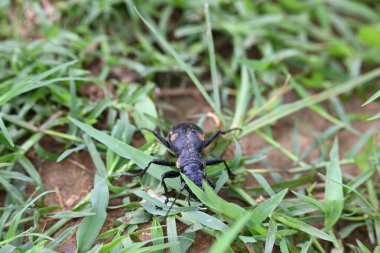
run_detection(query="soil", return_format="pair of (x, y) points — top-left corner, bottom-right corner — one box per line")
(28, 89), (380, 252)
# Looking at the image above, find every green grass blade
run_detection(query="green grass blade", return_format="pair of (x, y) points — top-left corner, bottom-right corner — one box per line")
(6, 191), (53, 239)
(50, 211), (95, 219)
(182, 174), (245, 219)
(367, 112), (380, 121)
(56, 144), (86, 162)
(232, 66), (251, 128)
(151, 219), (164, 253)
(204, 0), (221, 116)
(279, 239), (290, 253)
(47, 225), (78, 249)
(18, 155), (43, 189)
(300, 239), (312, 253)
(324, 138), (344, 230)
(291, 191), (324, 211)
(330, 97), (350, 127)
(76, 175), (109, 253)
(133, 6), (216, 112)
(363, 89), (380, 106)
(208, 189), (287, 253)
(84, 135), (107, 177)
(128, 241), (179, 253)
(1, 228), (33, 247)
(274, 213), (334, 242)
(264, 219), (277, 253)
(356, 239), (372, 253)
(0, 113), (14, 147)
(0, 176), (25, 204)
(166, 216), (180, 253)
(182, 211), (229, 232)
(208, 210), (254, 253)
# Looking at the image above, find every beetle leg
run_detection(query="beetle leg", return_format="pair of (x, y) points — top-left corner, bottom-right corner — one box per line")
(141, 128), (172, 150)
(161, 171), (180, 204)
(205, 174), (216, 189)
(202, 128), (241, 148)
(165, 185), (185, 218)
(123, 159), (175, 177)
(205, 158), (235, 178)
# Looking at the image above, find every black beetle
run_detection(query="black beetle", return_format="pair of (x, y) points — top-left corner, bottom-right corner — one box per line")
(128, 123), (240, 216)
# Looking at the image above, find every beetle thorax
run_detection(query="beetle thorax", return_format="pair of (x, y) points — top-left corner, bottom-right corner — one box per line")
(169, 123), (204, 154)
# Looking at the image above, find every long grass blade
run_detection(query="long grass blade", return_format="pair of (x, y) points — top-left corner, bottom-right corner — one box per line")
(133, 7), (215, 112)
(324, 139), (344, 230)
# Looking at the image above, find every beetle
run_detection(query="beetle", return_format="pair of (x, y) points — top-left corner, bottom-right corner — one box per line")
(127, 123), (240, 216)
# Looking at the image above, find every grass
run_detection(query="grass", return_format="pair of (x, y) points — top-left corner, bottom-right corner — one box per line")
(1, 0), (380, 252)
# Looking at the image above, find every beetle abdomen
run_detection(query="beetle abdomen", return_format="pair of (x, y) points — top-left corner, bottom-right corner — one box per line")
(181, 163), (205, 189)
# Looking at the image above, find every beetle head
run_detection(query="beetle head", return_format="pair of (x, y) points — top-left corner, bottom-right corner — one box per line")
(168, 123), (204, 153)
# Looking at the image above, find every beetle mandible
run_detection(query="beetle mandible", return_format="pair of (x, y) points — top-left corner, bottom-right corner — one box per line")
(128, 123), (240, 216)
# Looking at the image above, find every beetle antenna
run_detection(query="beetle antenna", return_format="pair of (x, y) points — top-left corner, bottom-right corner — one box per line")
(140, 127), (155, 133)
(119, 170), (146, 177)
(165, 186), (185, 219)
(220, 128), (242, 135)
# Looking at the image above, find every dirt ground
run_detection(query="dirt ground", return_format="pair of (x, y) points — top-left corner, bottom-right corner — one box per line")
(32, 89), (380, 252)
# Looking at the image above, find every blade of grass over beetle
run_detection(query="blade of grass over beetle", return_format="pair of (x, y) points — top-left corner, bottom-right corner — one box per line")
(182, 174), (245, 219)
(324, 139), (344, 230)
(133, 6), (216, 113)
(242, 68), (380, 136)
